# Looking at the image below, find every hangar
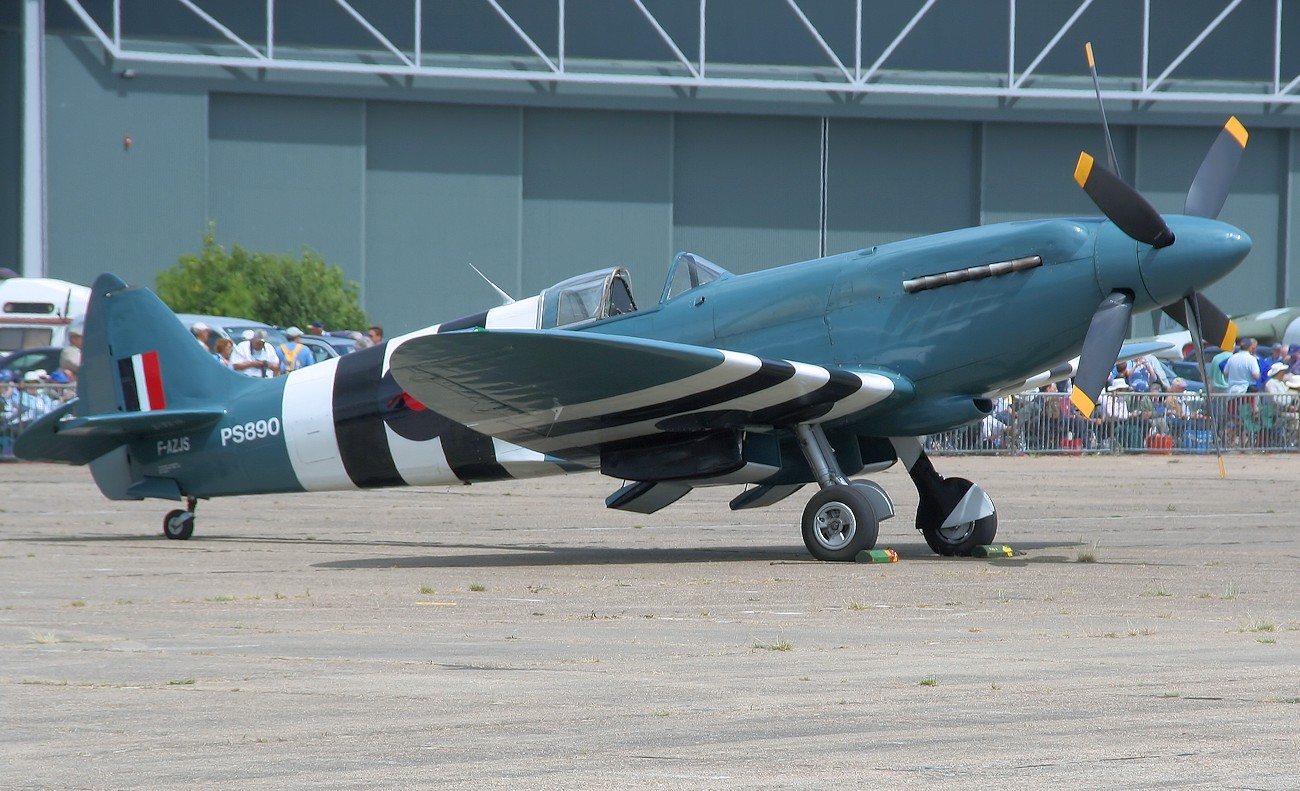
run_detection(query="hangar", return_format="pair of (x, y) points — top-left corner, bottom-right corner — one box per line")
(2, 1), (1299, 333)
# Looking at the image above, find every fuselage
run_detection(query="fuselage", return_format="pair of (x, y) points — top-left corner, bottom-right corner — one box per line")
(123, 215), (1249, 499)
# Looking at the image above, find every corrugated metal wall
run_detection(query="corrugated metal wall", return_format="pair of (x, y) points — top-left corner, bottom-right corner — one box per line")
(364, 102), (522, 325)
(43, 36), (207, 289)
(208, 93), (366, 289)
(24, 32), (1300, 334)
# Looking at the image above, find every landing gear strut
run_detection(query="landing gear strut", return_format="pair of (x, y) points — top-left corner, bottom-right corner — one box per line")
(163, 496), (198, 540)
(891, 437), (997, 556)
(793, 424), (894, 561)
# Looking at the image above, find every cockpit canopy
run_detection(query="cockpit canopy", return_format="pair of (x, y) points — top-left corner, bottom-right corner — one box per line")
(540, 267), (637, 329)
(660, 252), (730, 304)
(536, 254), (732, 330)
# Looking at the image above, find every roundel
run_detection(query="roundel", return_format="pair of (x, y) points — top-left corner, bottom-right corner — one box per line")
(376, 369), (452, 442)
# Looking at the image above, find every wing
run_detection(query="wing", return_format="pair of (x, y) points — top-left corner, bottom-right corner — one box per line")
(387, 329), (901, 458)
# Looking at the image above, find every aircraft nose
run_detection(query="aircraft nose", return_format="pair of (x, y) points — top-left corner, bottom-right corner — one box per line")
(1139, 217), (1251, 307)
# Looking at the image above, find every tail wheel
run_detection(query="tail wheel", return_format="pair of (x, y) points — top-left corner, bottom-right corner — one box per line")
(801, 484), (879, 562)
(163, 509), (195, 540)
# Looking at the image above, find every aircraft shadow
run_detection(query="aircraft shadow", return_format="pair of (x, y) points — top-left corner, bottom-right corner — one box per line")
(12, 535), (1159, 568)
(314, 544), (809, 569)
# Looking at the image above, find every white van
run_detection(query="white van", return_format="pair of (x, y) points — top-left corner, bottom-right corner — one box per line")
(0, 278), (90, 354)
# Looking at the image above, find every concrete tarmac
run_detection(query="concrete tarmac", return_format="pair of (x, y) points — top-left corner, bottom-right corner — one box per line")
(2, 455), (1298, 789)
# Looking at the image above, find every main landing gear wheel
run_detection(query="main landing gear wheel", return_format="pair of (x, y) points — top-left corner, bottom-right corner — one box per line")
(801, 484), (879, 562)
(163, 509), (195, 540)
(915, 477), (997, 556)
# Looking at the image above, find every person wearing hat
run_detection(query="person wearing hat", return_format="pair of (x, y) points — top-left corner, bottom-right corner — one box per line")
(9, 369), (55, 430)
(1287, 344), (1300, 375)
(191, 321), (212, 350)
(307, 321), (325, 336)
(276, 327), (315, 373)
(230, 329), (281, 378)
(1090, 377), (1137, 449)
(1262, 362), (1297, 446)
(59, 325), (83, 380)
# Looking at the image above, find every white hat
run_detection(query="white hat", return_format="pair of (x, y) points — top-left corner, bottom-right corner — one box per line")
(1269, 362), (1289, 377)
(23, 369), (47, 382)
(242, 329), (255, 341)
(1107, 377), (1132, 391)
(285, 326), (302, 338)
(1286, 375), (1300, 390)
(191, 321), (209, 333)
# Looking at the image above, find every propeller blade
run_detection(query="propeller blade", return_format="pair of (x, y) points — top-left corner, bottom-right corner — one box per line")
(1162, 293), (1239, 353)
(1184, 296), (1228, 479)
(1084, 42), (1120, 175)
(1069, 291), (1134, 416)
(1074, 152), (1175, 249)
(1184, 117), (1249, 219)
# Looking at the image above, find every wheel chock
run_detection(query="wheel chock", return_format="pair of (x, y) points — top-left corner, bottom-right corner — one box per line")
(855, 548), (899, 563)
(973, 544), (1016, 558)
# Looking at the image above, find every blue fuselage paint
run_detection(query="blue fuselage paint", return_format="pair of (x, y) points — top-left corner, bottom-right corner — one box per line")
(75, 214), (1249, 500)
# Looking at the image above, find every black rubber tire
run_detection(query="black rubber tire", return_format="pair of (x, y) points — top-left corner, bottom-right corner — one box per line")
(801, 484), (879, 562)
(915, 477), (996, 556)
(163, 509), (195, 540)
(921, 513), (997, 556)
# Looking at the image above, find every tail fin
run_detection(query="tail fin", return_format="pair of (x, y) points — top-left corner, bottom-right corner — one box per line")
(15, 274), (246, 475)
(78, 273), (247, 416)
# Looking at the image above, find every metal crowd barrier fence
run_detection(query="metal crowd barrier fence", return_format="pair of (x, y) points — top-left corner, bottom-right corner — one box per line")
(1, 382), (77, 460)
(926, 391), (1300, 455)
(3, 386), (1297, 461)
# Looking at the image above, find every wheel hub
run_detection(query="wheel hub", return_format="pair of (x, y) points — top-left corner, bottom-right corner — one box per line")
(936, 520), (975, 544)
(813, 502), (857, 550)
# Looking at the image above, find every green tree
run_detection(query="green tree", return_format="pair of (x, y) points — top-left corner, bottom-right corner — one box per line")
(157, 228), (367, 330)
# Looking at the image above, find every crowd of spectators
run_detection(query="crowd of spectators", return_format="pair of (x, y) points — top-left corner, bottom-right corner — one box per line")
(961, 337), (1300, 454)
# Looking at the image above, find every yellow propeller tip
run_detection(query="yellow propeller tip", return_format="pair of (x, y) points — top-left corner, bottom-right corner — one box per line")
(1069, 388), (1096, 417)
(1073, 152), (1095, 188)
(1085, 42), (1095, 68)
(1225, 116), (1248, 148)
(1221, 320), (1239, 353)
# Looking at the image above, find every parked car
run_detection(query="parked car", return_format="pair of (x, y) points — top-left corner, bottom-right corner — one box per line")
(0, 346), (64, 381)
(1168, 360), (1205, 385)
(298, 333), (359, 360)
(174, 313), (284, 352)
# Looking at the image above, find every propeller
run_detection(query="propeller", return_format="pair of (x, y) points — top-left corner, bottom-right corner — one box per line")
(1070, 44), (1247, 479)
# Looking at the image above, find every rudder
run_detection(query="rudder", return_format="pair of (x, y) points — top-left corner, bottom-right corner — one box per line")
(78, 273), (250, 418)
